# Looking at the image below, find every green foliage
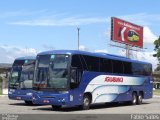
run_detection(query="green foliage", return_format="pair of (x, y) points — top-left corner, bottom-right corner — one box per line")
(153, 89), (160, 95)
(0, 76), (2, 82)
(155, 64), (160, 71)
(153, 36), (160, 70)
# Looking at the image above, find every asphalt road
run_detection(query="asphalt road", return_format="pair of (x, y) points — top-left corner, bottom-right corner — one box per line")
(0, 96), (160, 114)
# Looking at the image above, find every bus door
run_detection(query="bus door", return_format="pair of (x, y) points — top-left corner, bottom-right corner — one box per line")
(70, 68), (83, 105)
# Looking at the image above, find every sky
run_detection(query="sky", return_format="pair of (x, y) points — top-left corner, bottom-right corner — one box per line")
(0, 0), (159, 69)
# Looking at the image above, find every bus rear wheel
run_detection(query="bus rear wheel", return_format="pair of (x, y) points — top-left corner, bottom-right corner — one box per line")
(131, 92), (137, 105)
(81, 94), (91, 110)
(137, 93), (143, 105)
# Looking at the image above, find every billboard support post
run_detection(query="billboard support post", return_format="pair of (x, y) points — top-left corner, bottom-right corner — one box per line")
(126, 45), (132, 58)
(126, 45), (129, 58)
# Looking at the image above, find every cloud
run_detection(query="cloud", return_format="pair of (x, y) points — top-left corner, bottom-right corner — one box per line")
(79, 45), (90, 51)
(119, 49), (158, 70)
(8, 17), (108, 26)
(0, 10), (47, 18)
(6, 12), (160, 27)
(143, 26), (158, 44)
(0, 45), (38, 63)
(119, 13), (160, 26)
(135, 51), (158, 70)
(42, 44), (55, 50)
(95, 49), (108, 53)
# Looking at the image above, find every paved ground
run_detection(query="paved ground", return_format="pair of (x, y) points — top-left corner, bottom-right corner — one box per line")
(0, 96), (160, 114)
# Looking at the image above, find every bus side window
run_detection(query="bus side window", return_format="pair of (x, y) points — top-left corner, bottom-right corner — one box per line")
(123, 62), (132, 75)
(71, 55), (83, 85)
(71, 55), (83, 70)
(132, 63), (143, 75)
(82, 55), (99, 72)
(143, 64), (152, 76)
(100, 58), (112, 73)
(112, 60), (124, 74)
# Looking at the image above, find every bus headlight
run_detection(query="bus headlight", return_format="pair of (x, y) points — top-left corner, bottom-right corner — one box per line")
(8, 91), (13, 94)
(58, 98), (65, 102)
(26, 93), (33, 96)
(8, 89), (15, 94)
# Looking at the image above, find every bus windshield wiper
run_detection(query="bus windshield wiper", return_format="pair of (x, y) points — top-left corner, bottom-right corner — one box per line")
(35, 67), (49, 90)
(37, 79), (44, 90)
(11, 79), (20, 89)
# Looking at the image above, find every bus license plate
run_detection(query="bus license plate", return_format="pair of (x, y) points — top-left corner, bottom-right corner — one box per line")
(16, 97), (21, 100)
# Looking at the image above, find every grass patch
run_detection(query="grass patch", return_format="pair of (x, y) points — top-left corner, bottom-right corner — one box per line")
(153, 89), (160, 95)
(0, 89), (2, 95)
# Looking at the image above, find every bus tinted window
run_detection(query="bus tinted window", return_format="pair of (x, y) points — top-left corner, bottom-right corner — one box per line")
(13, 60), (25, 66)
(82, 55), (99, 72)
(123, 62), (132, 74)
(38, 55), (50, 68)
(132, 63), (142, 75)
(112, 60), (123, 74)
(100, 58), (112, 73)
(143, 64), (152, 75)
(71, 54), (152, 76)
(132, 63), (152, 76)
(71, 55), (83, 69)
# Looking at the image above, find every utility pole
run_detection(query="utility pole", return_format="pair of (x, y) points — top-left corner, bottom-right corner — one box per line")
(77, 28), (80, 50)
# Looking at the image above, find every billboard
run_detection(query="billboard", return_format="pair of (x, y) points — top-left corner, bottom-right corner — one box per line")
(111, 17), (143, 48)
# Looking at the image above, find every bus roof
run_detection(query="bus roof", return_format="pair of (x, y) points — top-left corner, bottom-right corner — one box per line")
(37, 50), (151, 65)
(15, 56), (36, 61)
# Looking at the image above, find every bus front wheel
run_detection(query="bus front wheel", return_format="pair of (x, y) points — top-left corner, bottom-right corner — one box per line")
(81, 94), (91, 110)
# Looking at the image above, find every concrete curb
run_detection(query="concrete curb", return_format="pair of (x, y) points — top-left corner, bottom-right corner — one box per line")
(0, 95), (7, 97)
(153, 95), (160, 98)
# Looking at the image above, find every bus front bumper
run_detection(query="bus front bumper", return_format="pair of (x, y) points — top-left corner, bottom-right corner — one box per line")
(8, 94), (33, 101)
(32, 92), (71, 106)
(8, 89), (33, 101)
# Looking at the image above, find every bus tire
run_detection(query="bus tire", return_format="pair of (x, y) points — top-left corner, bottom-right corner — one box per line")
(52, 105), (61, 110)
(131, 92), (137, 105)
(137, 93), (143, 105)
(25, 101), (33, 105)
(81, 94), (91, 110)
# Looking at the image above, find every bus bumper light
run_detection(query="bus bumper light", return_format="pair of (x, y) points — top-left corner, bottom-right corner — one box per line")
(43, 100), (50, 103)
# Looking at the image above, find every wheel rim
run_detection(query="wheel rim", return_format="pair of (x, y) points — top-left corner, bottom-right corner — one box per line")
(84, 97), (90, 107)
(133, 94), (137, 104)
(139, 95), (142, 103)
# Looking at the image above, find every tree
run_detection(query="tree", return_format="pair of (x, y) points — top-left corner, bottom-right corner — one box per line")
(153, 36), (160, 71)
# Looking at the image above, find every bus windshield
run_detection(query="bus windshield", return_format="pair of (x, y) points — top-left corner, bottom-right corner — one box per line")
(20, 60), (35, 89)
(34, 54), (70, 89)
(9, 67), (21, 88)
(9, 59), (35, 89)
